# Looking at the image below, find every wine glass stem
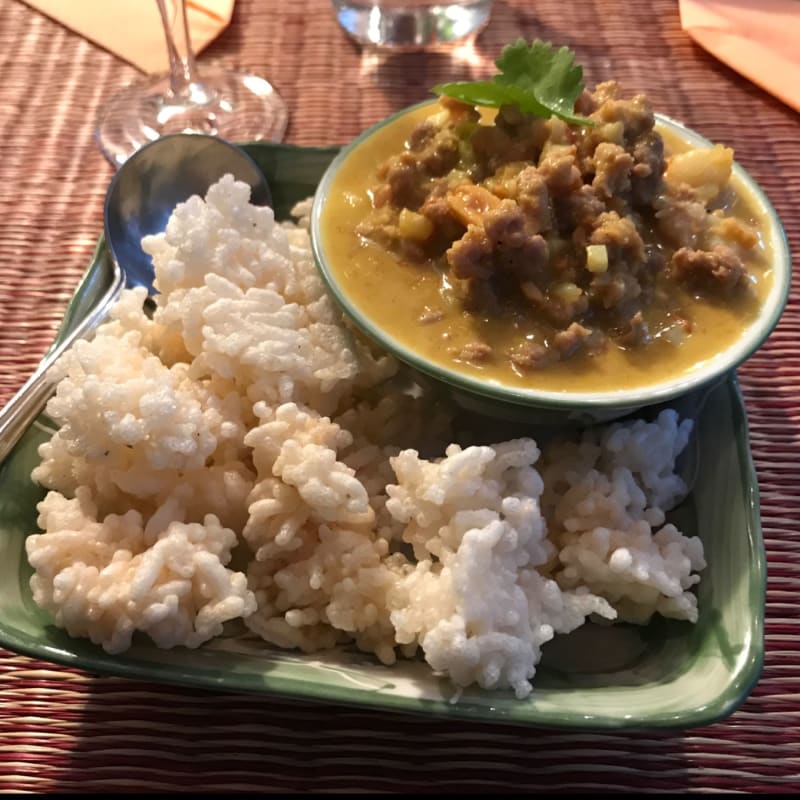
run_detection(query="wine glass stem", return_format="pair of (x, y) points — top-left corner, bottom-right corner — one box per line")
(155, 0), (201, 100)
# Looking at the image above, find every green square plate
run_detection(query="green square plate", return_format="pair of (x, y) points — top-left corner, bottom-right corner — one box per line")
(0, 143), (766, 730)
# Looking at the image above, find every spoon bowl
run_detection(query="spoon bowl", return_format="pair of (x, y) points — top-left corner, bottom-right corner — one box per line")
(105, 133), (272, 293)
(0, 133), (271, 463)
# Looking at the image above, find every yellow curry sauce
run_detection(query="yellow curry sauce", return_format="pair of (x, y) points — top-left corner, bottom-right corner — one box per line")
(320, 102), (773, 393)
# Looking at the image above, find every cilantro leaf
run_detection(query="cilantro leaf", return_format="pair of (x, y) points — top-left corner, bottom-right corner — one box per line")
(432, 39), (593, 127)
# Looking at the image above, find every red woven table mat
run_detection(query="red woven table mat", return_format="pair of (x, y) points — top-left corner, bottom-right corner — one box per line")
(1, 0), (798, 792)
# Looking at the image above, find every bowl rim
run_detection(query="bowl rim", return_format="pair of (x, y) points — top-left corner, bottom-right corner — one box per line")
(310, 100), (792, 410)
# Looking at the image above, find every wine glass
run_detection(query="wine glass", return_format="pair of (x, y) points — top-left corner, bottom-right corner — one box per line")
(95, 0), (288, 167)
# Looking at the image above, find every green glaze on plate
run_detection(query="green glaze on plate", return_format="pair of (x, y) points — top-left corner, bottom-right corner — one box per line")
(0, 143), (765, 730)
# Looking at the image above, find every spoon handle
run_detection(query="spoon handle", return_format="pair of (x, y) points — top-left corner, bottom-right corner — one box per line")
(0, 266), (125, 465)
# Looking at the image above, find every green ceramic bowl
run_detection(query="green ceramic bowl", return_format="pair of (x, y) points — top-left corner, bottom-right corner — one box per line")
(310, 103), (792, 424)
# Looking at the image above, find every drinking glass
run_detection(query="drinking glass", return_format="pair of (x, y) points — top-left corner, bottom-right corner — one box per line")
(332, 0), (493, 48)
(95, 0), (288, 167)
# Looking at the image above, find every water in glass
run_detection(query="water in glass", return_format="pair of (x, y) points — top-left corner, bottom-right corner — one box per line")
(332, 0), (493, 48)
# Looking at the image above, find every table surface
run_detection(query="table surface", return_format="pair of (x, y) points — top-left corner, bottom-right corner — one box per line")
(1, 0), (799, 793)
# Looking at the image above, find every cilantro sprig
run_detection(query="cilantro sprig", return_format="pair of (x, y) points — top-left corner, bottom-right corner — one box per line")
(432, 39), (594, 127)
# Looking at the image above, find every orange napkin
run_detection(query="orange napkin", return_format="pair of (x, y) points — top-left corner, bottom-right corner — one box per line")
(679, 0), (800, 113)
(20, 0), (234, 74)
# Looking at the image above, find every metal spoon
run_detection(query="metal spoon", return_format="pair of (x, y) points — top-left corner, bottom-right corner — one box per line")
(0, 133), (271, 464)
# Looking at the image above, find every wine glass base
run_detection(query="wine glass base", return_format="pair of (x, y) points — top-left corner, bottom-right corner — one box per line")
(95, 65), (289, 167)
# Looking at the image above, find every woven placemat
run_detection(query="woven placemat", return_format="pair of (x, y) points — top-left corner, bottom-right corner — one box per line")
(1, 0), (798, 792)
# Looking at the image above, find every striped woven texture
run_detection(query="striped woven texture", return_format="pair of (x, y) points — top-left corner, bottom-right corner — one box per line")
(1, 0), (798, 792)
